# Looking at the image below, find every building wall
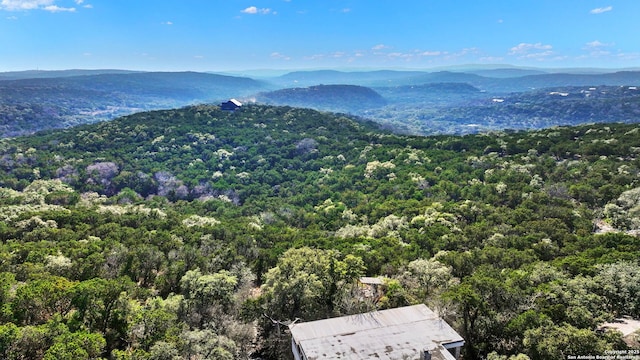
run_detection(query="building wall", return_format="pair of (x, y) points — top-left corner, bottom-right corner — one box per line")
(291, 339), (303, 360)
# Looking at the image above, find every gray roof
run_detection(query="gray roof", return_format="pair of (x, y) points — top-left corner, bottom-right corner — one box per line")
(359, 276), (384, 285)
(289, 304), (464, 360)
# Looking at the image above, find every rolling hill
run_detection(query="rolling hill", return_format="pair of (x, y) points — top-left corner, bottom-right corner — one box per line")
(0, 71), (268, 137)
(254, 84), (387, 113)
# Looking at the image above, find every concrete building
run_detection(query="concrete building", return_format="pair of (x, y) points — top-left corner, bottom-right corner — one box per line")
(289, 304), (464, 360)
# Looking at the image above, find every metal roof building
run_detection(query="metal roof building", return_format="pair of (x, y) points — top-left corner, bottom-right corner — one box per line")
(289, 304), (464, 360)
(220, 98), (242, 111)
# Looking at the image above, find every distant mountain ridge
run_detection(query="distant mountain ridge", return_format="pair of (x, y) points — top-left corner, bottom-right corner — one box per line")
(0, 71), (268, 137)
(272, 69), (640, 92)
(255, 84), (387, 113)
(2, 66), (640, 138)
(273, 70), (429, 87)
(0, 69), (141, 81)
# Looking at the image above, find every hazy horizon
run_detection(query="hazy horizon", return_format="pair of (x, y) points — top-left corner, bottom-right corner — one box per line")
(3, 63), (640, 77)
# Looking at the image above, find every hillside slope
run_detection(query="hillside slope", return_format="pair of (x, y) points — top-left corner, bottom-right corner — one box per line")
(0, 71), (267, 137)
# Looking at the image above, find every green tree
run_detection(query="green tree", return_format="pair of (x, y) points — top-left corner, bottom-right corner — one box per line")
(592, 261), (640, 317)
(43, 331), (106, 360)
(523, 323), (609, 360)
(261, 247), (364, 321)
(178, 329), (236, 360)
(179, 269), (238, 327)
(70, 277), (136, 354)
(12, 276), (75, 325)
(260, 247), (365, 359)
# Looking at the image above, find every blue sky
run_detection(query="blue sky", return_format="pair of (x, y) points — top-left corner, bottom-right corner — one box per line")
(1, 0), (639, 72)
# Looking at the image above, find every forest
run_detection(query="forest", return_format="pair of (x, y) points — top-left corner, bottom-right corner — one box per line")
(0, 104), (639, 359)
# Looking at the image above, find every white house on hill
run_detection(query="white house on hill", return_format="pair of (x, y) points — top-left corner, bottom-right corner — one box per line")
(289, 304), (464, 360)
(220, 98), (242, 111)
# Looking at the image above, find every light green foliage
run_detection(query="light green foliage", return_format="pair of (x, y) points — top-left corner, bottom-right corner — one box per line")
(179, 329), (236, 360)
(335, 214), (408, 239)
(523, 323), (609, 360)
(128, 296), (181, 352)
(377, 278), (412, 309)
(593, 261), (640, 317)
(262, 247), (365, 321)
(410, 203), (459, 232)
(180, 269), (238, 311)
(401, 257), (457, 299)
(604, 186), (640, 231)
(43, 331), (105, 360)
(487, 352), (531, 360)
(364, 160), (396, 178)
(0, 180), (76, 222)
(148, 341), (180, 360)
(181, 214), (220, 228)
(12, 276), (76, 325)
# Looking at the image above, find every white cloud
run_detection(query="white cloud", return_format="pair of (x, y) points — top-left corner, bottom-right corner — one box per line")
(44, 4), (75, 12)
(509, 43), (553, 59)
(583, 40), (614, 57)
(241, 6), (257, 14)
(6, 14), (17, 19)
(341, 8), (350, 13)
(161, 21), (173, 25)
(590, 6), (612, 14)
(421, 51), (443, 56)
(387, 52), (412, 59)
(509, 42), (552, 55)
(304, 54), (325, 61)
(270, 52), (291, 60)
(1, 0), (81, 12)
(74, 0), (91, 7)
(241, 6), (273, 15)
(507, 45), (552, 60)
(372, 44), (388, 51)
(1, 0), (53, 11)
(616, 52), (640, 61)
(585, 40), (612, 48)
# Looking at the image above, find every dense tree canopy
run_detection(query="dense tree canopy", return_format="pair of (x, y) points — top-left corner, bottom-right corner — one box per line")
(0, 104), (638, 359)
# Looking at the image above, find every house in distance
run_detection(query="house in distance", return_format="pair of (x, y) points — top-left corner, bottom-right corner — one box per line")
(220, 98), (242, 111)
(289, 304), (464, 360)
